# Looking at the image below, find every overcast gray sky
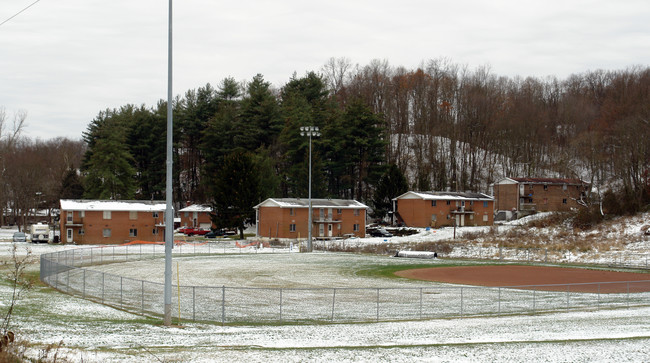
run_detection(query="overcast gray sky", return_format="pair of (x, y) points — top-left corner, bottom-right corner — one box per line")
(1, 0), (649, 140)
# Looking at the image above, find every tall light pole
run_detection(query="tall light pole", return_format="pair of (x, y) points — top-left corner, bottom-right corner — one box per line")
(163, 0), (174, 326)
(300, 126), (320, 252)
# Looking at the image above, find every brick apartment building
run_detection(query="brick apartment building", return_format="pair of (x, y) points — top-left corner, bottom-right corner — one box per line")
(60, 199), (168, 244)
(394, 191), (494, 228)
(254, 198), (368, 239)
(491, 177), (590, 217)
(178, 204), (213, 229)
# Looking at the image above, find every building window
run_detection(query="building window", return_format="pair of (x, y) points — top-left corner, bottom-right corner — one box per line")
(483, 201), (488, 207)
(431, 215), (437, 222)
(153, 228), (159, 235)
(129, 211), (137, 220)
(337, 209), (342, 214)
(80, 211), (85, 218)
(153, 212), (159, 218)
(431, 200), (437, 207)
(446, 201), (451, 205)
(483, 214), (488, 222)
(79, 229), (85, 235)
(103, 211), (111, 220)
(354, 209), (360, 216)
(353, 224), (360, 232)
(184, 212), (189, 217)
(562, 198), (567, 204)
(289, 208), (295, 216)
(103, 228), (111, 237)
(289, 224), (296, 232)
(469, 214), (474, 220)
(129, 228), (138, 237)
(562, 184), (567, 191)
(543, 184), (548, 191)
(67, 211), (73, 223)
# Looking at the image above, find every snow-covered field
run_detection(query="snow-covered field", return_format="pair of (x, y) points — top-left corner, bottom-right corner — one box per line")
(1, 213), (650, 362)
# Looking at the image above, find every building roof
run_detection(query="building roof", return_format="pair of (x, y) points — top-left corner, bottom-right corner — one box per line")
(179, 204), (211, 213)
(60, 199), (168, 212)
(394, 191), (494, 201)
(502, 177), (589, 185)
(254, 198), (368, 209)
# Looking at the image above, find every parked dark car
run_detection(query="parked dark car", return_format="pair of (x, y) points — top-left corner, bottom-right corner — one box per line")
(205, 229), (226, 238)
(368, 228), (392, 237)
(12, 232), (27, 242)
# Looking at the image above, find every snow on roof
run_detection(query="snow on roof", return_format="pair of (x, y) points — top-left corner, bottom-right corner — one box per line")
(507, 177), (589, 185)
(60, 199), (168, 212)
(394, 191), (493, 201)
(179, 204), (212, 213)
(255, 198), (369, 209)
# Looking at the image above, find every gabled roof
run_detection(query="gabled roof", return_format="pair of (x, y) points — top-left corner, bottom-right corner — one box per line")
(509, 177), (588, 185)
(254, 198), (368, 209)
(60, 199), (167, 212)
(393, 191), (493, 201)
(493, 177), (589, 186)
(179, 204), (211, 213)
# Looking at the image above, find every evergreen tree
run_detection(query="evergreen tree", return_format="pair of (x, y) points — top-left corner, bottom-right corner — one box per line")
(210, 151), (261, 238)
(237, 74), (282, 150)
(59, 167), (84, 199)
(83, 117), (136, 199)
(371, 164), (408, 220)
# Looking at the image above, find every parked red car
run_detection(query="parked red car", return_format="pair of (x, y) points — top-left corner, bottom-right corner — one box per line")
(178, 227), (210, 236)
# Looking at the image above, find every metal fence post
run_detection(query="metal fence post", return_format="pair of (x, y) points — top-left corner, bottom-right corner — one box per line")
(460, 287), (464, 317)
(331, 288), (336, 321)
(566, 285), (570, 311)
(221, 286), (225, 326)
(376, 288), (380, 322)
(142, 280), (145, 314)
(532, 289), (536, 313)
(498, 287), (501, 316)
(101, 273), (105, 303)
(419, 288), (423, 320)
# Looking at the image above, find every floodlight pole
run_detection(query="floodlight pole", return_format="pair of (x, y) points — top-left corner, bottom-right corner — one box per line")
(163, 0), (173, 326)
(300, 126), (320, 252)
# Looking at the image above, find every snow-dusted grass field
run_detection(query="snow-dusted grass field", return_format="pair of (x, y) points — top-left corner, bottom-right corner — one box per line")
(2, 213), (650, 362)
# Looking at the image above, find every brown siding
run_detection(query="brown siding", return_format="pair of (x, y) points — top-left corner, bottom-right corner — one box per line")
(61, 209), (166, 244)
(493, 183), (519, 211)
(180, 211), (213, 229)
(257, 206), (366, 239)
(397, 199), (494, 228)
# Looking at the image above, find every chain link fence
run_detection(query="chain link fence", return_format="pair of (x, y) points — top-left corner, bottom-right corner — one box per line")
(40, 242), (650, 324)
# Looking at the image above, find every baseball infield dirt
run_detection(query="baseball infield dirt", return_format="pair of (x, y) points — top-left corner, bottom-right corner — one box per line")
(395, 265), (650, 293)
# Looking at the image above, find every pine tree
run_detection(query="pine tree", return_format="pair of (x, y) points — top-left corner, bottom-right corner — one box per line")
(210, 151), (261, 238)
(371, 164), (408, 221)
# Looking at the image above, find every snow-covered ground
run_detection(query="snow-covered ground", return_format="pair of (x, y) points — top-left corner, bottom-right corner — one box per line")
(1, 213), (649, 362)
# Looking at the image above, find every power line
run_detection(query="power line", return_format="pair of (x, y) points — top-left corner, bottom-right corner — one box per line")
(0, 0), (42, 28)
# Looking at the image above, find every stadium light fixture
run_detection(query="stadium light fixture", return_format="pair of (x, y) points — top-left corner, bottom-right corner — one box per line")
(300, 126), (320, 252)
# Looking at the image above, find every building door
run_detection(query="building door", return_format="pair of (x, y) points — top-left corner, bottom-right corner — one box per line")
(328, 224), (333, 237)
(66, 228), (73, 243)
(319, 224), (324, 237)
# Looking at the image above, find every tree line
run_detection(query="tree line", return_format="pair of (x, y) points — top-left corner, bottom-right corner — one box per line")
(2, 58), (649, 231)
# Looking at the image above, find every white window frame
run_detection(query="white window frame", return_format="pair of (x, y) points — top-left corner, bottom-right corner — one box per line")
(129, 211), (137, 220)
(129, 228), (138, 237)
(103, 211), (111, 220)
(103, 228), (111, 237)
(289, 224), (296, 232)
